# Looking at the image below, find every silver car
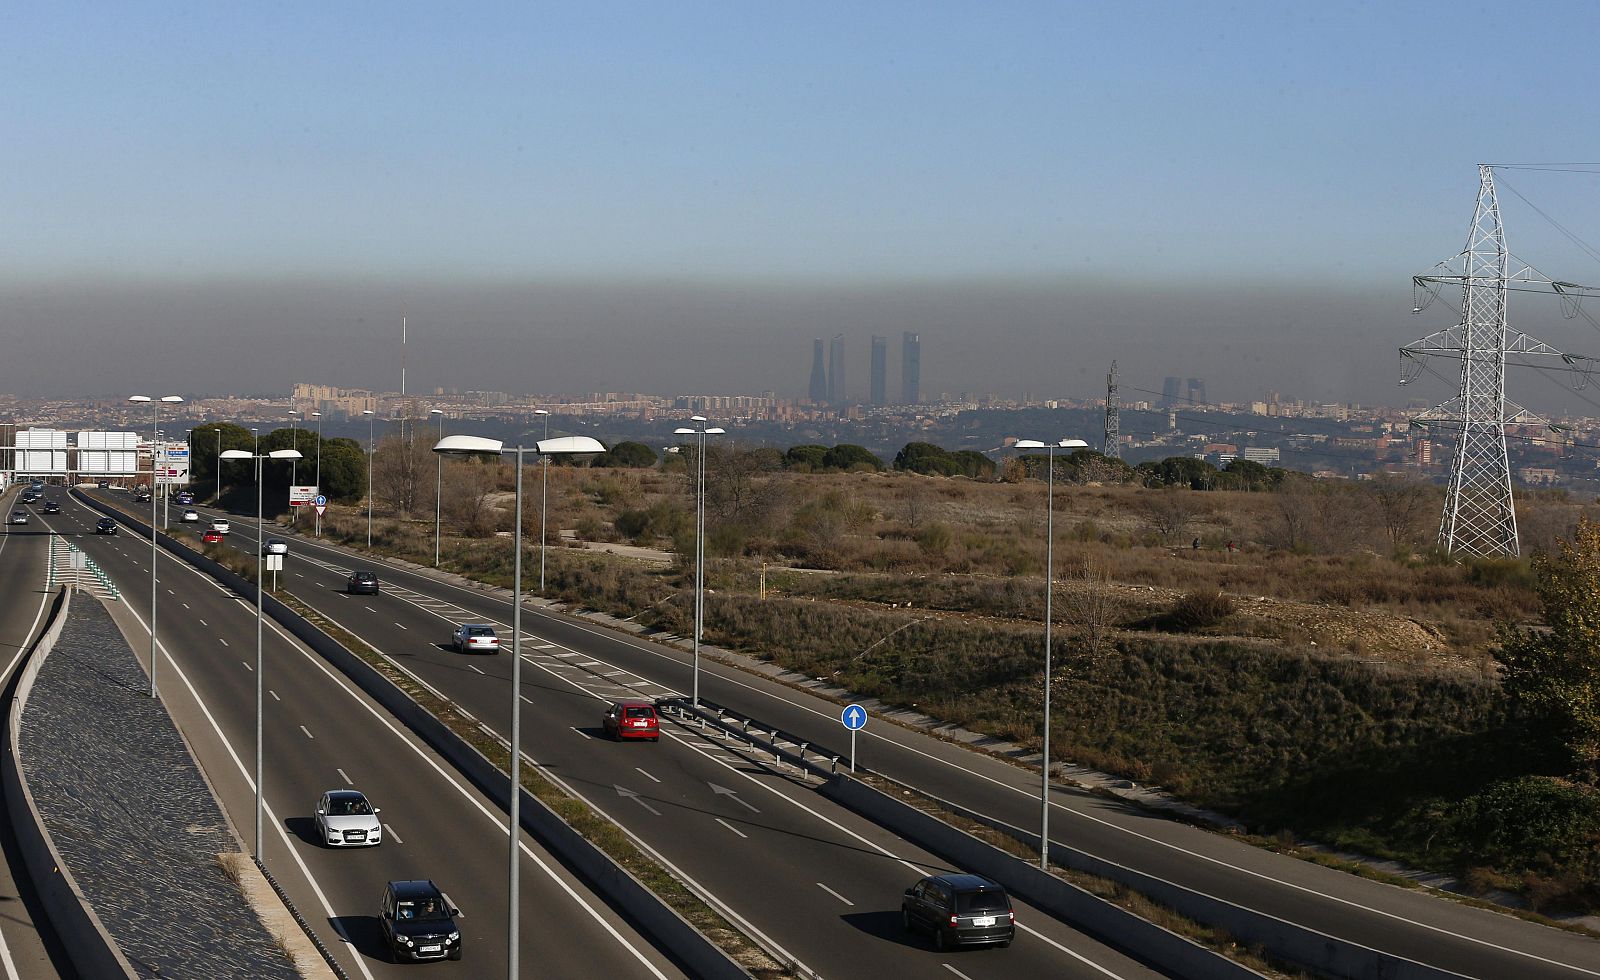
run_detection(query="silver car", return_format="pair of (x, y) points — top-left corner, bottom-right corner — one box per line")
(262, 538), (289, 556)
(315, 790), (382, 847)
(451, 624), (500, 654)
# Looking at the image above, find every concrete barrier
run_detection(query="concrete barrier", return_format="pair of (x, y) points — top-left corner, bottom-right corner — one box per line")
(75, 490), (752, 980)
(2, 586), (138, 979)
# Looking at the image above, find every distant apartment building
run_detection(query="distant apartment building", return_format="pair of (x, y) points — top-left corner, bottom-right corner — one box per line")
(292, 382), (377, 417)
(901, 331), (921, 404)
(870, 335), (887, 406)
(1187, 378), (1207, 407)
(1240, 447), (1280, 464)
(1161, 376), (1182, 407)
(673, 393), (778, 417)
(827, 334), (846, 404)
(808, 340), (828, 404)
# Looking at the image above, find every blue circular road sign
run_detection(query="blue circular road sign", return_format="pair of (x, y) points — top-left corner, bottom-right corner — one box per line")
(314, 494), (327, 506)
(841, 704), (867, 731)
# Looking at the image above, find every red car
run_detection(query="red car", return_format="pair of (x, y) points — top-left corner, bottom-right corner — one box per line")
(202, 530), (224, 544)
(603, 700), (659, 741)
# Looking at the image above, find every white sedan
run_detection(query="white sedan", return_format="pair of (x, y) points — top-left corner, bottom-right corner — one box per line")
(262, 538), (288, 556)
(315, 790), (382, 847)
(181, 509), (200, 522)
(209, 518), (230, 534)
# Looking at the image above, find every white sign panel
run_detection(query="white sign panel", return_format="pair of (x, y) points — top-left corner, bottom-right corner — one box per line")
(17, 429), (68, 475)
(156, 444), (190, 486)
(288, 485), (319, 506)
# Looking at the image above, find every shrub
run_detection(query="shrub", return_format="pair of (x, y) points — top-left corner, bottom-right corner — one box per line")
(1169, 589), (1235, 630)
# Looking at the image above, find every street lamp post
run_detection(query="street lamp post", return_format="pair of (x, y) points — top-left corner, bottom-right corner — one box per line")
(1013, 437), (1087, 870)
(433, 432), (604, 980)
(311, 411), (323, 537)
(363, 409), (376, 548)
(431, 409), (445, 567)
(288, 410), (300, 524)
(129, 394), (183, 700)
(221, 447), (302, 859)
(215, 428), (222, 503)
(534, 409), (549, 592)
(672, 416), (725, 707)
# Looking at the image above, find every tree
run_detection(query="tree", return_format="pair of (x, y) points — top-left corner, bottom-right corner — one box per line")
(822, 444), (884, 472)
(372, 434), (431, 516)
(1141, 489), (1204, 543)
(1495, 517), (1600, 777)
(596, 441), (658, 468)
(190, 423), (255, 500)
(1365, 470), (1436, 550)
(445, 458), (503, 536)
(783, 445), (830, 471)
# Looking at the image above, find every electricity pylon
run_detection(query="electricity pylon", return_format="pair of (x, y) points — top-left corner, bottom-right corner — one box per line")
(1103, 361), (1121, 459)
(1401, 164), (1576, 557)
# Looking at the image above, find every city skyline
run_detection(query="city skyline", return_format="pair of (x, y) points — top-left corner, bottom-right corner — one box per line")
(7, 6), (1600, 418)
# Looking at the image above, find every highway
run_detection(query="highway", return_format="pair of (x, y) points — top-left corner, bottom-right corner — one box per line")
(167, 490), (1600, 980)
(40, 487), (689, 979)
(98, 491), (1173, 979)
(0, 490), (70, 980)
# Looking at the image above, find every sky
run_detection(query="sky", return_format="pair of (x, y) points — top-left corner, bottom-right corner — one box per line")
(5, 2), (1600, 411)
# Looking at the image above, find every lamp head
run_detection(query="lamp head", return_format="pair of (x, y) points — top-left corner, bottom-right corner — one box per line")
(219, 450), (252, 460)
(268, 449), (303, 460)
(128, 395), (151, 403)
(160, 395), (184, 404)
(433, 434), (503, 457)
(534, 409), (549, 416)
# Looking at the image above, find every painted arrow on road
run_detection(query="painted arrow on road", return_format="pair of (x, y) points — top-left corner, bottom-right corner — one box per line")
(614, 784), (661, 815)
(708, 783), (760, 813)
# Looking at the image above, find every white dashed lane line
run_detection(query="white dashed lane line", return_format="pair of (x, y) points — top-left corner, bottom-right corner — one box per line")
(384, 823), (402, 844)
(300, 725), (315, 740)
(715, 818), (748, 839)
(337, 768), (352, 785)
(570, 726), (590, 739)
(270, 690), (280, 701)
(634, 767), (660, 783)
(241, 661), (252, 671)
(218, 638), (229, 647)
(816, 883), (854, 906)
(468, 664), (484, 675)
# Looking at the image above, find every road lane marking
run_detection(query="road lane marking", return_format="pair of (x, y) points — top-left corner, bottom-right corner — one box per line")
(634, 767), (660, 783)
(570, 726), (590, 739)
(218, 637), (229, 647)
(364, 607), (376, 613)
(300, 725), (315, 739)
(384, 823), (402, 844)
(816, 882), (853, 906)
(941, 966), (973, 980)
(242, 661), (252, 671)
(270, 690), (281, 701)
(715, 818), (747, 839)
(337, 768), (352, 785)
(468, 664), (484, 675)
(394, 623), (407, 630)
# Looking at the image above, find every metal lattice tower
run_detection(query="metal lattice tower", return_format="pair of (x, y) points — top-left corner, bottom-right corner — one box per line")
(1401, 164), (1574, 558)
(1103, 360), (1121, 458)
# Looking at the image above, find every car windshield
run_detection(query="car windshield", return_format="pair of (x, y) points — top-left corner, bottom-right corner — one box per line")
(329, 796), (372, 816)
(467, 627), (494, 638)
(956, 890), (1008, 913)
(396, 899), (450, 921)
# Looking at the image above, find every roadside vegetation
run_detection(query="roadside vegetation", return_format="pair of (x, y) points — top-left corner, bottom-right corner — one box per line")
(248, 436), (1600, 916)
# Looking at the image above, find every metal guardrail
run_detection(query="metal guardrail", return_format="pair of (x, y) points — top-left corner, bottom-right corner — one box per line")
(253, 857), (350, 980)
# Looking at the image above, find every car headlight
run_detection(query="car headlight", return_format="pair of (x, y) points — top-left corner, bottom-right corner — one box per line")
(448, 932), (459, 941)
(400, 935), (414, 946)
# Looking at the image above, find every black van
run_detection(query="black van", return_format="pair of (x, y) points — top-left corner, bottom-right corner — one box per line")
(380, 880), (461, 962)
(902, 873), (1014, 950)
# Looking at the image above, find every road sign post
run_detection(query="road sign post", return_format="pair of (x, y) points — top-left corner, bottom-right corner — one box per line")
(841, 703), (867, 773)
(313, 494), (327, 535)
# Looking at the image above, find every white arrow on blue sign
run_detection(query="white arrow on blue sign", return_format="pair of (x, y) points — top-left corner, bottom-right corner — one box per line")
(314, 494), (327, 506)
(841, 704), (867, 731)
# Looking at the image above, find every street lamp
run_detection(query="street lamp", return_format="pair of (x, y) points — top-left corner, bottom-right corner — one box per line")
(129, 393), (183, 700)
(431, 409), (445, 566)
(311, 411), (323, 537)
(215, 427), (222, 503)
(221, 447), (302, 859)
(534, 409), (549, 592)
(1013, 437), (1088, 870)
(672, 416), (725, 707)
(363, 409), (376, 548)
(432, 432), (604, 980)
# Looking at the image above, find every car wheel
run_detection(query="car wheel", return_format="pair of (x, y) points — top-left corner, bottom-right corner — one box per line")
(934, 929), (946, 952)
(901, 909), (913, 933)
(999, 940), (1012, 948)
(448, 947), (462, 962)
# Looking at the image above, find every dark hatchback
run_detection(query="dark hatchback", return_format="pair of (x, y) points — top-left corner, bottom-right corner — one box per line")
(347, 570), (380, 595)
(42, 500), (60, 514)
(380, 879), (461, 962)
(902, 873), (1014, 950)
(94, 518), (118, 535)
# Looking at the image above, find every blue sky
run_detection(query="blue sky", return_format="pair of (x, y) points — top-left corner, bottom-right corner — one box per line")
(4, 2), (1600, 404)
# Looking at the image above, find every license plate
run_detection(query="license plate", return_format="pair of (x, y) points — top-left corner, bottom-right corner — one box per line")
(420, 945), (441, 953)
(972, 916), (996, 927)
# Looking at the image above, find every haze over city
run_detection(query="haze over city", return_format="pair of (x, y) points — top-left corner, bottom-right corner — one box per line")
(5, 2), (1600, 412)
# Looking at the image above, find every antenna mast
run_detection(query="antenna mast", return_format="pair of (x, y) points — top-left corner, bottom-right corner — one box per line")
(1103, 360), (1121, 458)
(1401, 164), (1577, 557)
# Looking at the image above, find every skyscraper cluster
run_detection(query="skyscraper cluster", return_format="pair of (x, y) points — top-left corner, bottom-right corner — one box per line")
(806, 331), (921, 407)
(1160, 375), (1206, 408)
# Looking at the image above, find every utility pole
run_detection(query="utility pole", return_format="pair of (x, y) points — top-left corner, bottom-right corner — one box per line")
(1402, 164), (1583, 557)
(1103, 360), (1121, 459)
